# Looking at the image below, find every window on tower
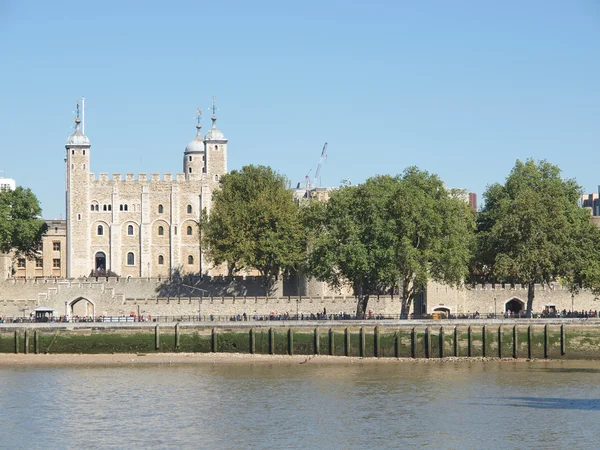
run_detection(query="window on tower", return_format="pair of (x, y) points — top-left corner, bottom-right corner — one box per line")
(158, 204), (164, 214)
(187, 226), (193, 236)
(188, 255), (194, 265)
(97, 225), (104, 236)
(187, 205), (192, 214)
(127, 252), (135, 266)
(158, 255), (164, 265)
(158, 226), (164, 236)
(83, 150), (86, 156)
(127, 224), (134, 236)
(189, 168), (192, 173)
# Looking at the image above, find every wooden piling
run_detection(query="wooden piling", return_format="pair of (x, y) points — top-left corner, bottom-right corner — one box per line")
(269, 328), (275, 355)
(314, 328), (320, 355)
(344, 328), (350, 357)
(14, 331), (18, 354)
(498, 326), (502, 359)
(155, 324), (160, 350)
(24, 330), (28, 354)
(329, 328), (334, 356)
(249, 328), (255, 354)
(34, 330), (39, 355)
(211, 327), (217, 353)
(439, 327), (444, 359)
(454, 326), (458, 357)
(411, 327), (416, 359)
(359, 327), (365, 357)
(374, 326), (380, 358)
(467, 326), (472, 357)
(527, 325), (532, 359)
(394, 333), (399, 358)
(288, 328), (293, 356)
(425, 326), (430, 359)
(560, 324), (565, 356)
(513, 325), (518, 359)
(544, 324), (549, 359)
(175, 323), (180, 350)
(482, 325), (486, 358)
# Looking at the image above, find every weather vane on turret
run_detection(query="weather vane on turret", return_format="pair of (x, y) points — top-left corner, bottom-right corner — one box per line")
(195, 107), (202, 136)
(210, 96), (218, 127)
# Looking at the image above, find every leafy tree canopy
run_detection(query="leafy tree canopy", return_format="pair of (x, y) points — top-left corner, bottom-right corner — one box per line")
(475, 159), (600, 312)
(0, 186), (47, 257)
(306, 168), (475, 317)
(200, 165), (305, 294)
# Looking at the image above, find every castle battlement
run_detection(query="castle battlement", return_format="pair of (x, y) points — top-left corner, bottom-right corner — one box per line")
(89, 171), (204, 186)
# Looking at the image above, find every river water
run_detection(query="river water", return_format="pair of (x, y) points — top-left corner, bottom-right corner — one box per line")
(1, 359), (599, 449)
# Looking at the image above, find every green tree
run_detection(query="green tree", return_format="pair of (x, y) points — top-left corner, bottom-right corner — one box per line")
(306, 169), (474, 317)
(200, 165), (305, 294)
(0, 186), (47, 257)
(475, 159), (599, 314)
(306, 175), (400, 317)
(391, 168), (475, 317)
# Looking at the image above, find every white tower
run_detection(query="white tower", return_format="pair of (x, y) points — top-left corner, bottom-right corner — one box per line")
(65, 100), (91, 278)
(183, 108), (206, 180)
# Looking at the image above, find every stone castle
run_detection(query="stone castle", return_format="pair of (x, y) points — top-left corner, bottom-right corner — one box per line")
(65, 101), (226, 279)
(1, 100), (599, 320)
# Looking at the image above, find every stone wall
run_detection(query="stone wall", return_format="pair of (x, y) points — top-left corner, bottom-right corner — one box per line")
(0, 277), (598, 319)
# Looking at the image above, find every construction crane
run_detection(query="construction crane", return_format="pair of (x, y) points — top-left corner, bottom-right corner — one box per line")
(305, 142), (328, 198)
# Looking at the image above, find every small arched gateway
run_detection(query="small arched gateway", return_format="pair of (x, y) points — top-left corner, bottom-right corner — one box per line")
(505, 298), (525, 315)
(68, 297), (96, 319)
(433, 307), (451, 318)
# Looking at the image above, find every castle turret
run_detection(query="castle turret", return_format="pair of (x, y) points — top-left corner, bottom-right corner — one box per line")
(65, 100), (91, 278)
(204, 97), (227, 211)
(183, 108), (205, 181)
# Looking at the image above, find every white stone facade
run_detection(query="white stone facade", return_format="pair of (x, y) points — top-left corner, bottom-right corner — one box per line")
(65, 106), (227, 279)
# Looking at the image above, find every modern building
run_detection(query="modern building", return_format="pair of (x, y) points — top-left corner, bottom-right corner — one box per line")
(0, 177), (16, 191)
(65, 101), (227, 279)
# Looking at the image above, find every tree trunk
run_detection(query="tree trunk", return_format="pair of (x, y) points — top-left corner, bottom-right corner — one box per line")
(400, 279), (412, 319)
(354, 282), (368, 318)
(526, 282), (535, 316)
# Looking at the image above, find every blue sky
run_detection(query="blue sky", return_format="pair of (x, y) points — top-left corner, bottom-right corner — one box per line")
(0, 0), (598, 219)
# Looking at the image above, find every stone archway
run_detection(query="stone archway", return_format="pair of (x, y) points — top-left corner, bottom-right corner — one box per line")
(505, 298), (525, 315)
(68, 297), (96, 319)
(95, 252), (106, 272)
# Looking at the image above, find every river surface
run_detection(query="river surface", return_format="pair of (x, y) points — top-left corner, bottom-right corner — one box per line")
(1, 359), (599, 449)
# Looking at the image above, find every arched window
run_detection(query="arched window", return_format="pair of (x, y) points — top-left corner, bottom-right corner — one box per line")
(91, 205), (95, 211)
(188, 255), (194, 264)
(103, 204), (107, 211)
(158, 204), (164, 214)
(97, 225), (104, 236)
(187, 226), (193, 236)
(189, 167), (192, 173)
(125, 204), (128, 211)
(127, 224), (134, 236)
(108, 204), (112, 211)
(214, 175), (219, 182)
(158, 255), (164, 265)
(158, 226), (164, 236)
(95, 204), (99, 211)
(214, 145), (218, 150)
(127, 252), (135, 265)
(189, 156), (192, 162)
(187, 205), (192, 214)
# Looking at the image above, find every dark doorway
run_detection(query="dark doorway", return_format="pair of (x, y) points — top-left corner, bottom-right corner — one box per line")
(95, 252), (106, 272)
(505, 298), (524, 314)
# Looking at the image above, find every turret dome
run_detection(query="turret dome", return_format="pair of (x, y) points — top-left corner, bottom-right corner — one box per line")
(66, 118), (90, 146)
(185, 123), (204, 153)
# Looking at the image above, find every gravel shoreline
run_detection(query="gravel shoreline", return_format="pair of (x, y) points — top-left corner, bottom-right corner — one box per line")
(0, 353), (545, 366)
